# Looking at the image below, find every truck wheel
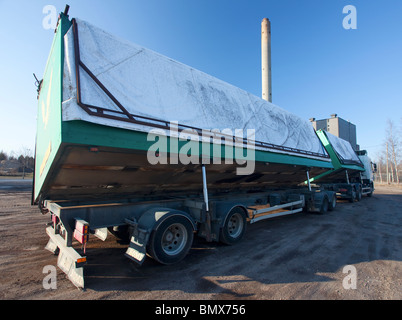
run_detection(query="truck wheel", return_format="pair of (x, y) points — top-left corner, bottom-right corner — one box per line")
(319, 196), (329, 214)
(348, 188), (356, 203)
(328, 194), (337, 211)
(356, 187), (362, 201)
(148, 215), (194, 265)
(367, 183), (373, 197)
(220, 207), (247, 245)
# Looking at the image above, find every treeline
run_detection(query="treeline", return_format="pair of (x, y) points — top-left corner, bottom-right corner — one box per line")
(374, 119), (401, 184)
(0, 150), (34, 176)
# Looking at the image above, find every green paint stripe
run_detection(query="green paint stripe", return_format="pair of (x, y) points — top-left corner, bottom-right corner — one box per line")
(62, 120), (333, 169)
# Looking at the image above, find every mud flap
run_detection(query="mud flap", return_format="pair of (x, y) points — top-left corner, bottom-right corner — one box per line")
(124, 219), (150, 265)
(45, 226), (86, 288)
(45, 237), (58, 254)
(93, 227), (108, 241)
(125, 237), (147, 265)
(57, 249), (85, 289)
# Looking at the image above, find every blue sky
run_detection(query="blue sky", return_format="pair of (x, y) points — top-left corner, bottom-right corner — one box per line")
(0, 0), (401, 159)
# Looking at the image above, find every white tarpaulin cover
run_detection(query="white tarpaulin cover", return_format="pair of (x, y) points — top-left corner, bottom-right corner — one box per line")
(325, 132), (361, 164)
(62, 19), (329, 160)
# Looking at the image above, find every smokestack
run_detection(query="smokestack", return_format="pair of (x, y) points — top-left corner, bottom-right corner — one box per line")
(261, 18), (272, 102)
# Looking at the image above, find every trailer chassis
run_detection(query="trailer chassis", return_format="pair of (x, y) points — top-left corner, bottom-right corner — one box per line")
(43, 180), (335, 288)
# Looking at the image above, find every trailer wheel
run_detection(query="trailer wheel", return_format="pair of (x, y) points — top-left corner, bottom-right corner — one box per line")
(220, 207), (247, 245)
(148, 215), (194, 265)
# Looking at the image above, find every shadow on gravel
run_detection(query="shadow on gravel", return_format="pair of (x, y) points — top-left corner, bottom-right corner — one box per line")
(43, 191), (402, 298)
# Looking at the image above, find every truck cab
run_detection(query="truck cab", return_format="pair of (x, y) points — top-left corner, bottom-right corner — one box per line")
(356, 150), (376, 197)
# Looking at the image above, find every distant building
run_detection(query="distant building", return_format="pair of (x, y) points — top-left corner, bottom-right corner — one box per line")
(0, 159), (20, 174)
(310, 114), (359, 151)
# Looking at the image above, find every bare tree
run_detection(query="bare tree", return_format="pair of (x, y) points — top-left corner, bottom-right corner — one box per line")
(386, 119), (400, 184)
(18, 146), (33, 179)
(376, 153), (383, 183)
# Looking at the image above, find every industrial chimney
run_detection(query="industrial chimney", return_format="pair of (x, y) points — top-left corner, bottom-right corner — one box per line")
(261, 18), (272, 102)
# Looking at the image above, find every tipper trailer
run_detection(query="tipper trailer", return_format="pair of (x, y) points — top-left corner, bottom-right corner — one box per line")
(310, 130), (375, 202)
(355, 149), (376, 197)
(33, 9), (358, 288)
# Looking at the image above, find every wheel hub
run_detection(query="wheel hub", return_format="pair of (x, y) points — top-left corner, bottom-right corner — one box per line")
(227, 213), (243, 238)
(161, 223), (188, 256)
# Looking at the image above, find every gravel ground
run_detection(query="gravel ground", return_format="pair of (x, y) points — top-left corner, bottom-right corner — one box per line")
(0, 180), (401, 300)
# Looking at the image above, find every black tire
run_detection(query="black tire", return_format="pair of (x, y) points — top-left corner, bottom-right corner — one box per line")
(356, 186), (362, 201)
(328, 194), (337, 211)
(220, 207), (247, 245)
(367, 183), (373, 197)
(319, 196), (329, 214)
(148, 215), (194, 265)
(348, 188), (356, 203)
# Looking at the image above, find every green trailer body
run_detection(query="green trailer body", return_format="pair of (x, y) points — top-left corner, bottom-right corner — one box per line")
(33, 13), (334, 205)
(308, 129), (373, 202)
(310, 129), (364, 184)
(34, 13), (71, 204)
(33, 10), (348, 289)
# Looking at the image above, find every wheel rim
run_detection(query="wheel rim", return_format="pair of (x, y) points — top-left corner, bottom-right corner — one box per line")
(227, 212), (244, 239)
(161, 223), (188, 256)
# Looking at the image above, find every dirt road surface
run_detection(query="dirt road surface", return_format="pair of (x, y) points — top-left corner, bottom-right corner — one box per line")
(0, 181), (401, 300)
